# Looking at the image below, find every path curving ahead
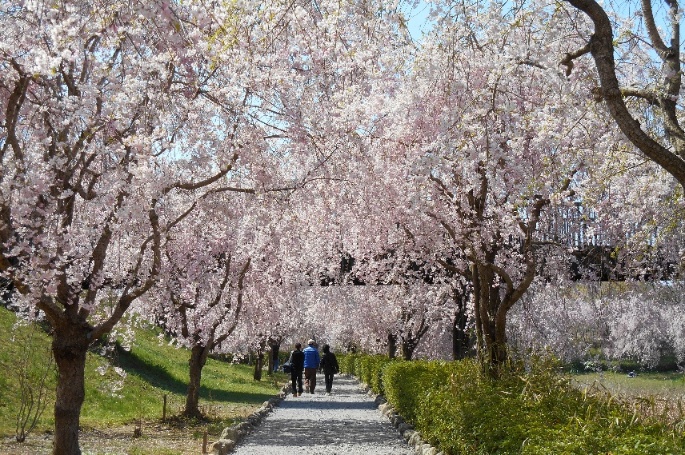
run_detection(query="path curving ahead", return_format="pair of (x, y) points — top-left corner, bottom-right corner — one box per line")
(231, 374), (413, 455)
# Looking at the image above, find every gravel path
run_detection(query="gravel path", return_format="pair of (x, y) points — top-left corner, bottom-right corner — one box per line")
(231, 374), (414, 454)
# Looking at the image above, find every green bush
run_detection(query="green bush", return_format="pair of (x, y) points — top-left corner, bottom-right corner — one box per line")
(338, 353), (360, 376)
(383, 360), (452, 424)
(338, 353), (392, 394)
(357, 355), (391, 395)
(347, 353), (685, 455)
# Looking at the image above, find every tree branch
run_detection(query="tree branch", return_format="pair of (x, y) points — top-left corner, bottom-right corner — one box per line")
(560, 43), (591, 76)
(563, 0), (685, 187)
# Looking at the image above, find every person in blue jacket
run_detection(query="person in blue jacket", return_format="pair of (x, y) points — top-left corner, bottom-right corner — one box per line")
(303, 339), (321, 394)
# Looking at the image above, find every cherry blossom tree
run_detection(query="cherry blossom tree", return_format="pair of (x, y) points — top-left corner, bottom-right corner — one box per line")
(0, 2), (251, 450)
(339, 231), (459, 359)
(141, 192), (255, 417)
(557, 0), (685, 282)
(364, 0), (619, 374)
(509, 280), (685, 369)
(289, 284), (393, 355)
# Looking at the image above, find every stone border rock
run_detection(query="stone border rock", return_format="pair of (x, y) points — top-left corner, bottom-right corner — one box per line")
(210, 383), (291, 455)
(358, 381), (444, 455)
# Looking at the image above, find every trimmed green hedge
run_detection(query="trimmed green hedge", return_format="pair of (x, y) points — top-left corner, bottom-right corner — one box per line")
(338, 352), (360, 376)
(339, 353), (393, 395)
(339, 354), (685, 454)
(383, 360), (451, 423)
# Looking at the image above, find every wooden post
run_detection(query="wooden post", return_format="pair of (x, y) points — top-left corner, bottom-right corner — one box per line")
(202, 431), (208, 453)
(162, 394), (167, 422)
(133, 419), (142, 438)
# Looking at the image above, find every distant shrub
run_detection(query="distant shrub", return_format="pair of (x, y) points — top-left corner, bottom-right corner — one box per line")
(357, 355), (391, 395)
(338, 353), (360, 376)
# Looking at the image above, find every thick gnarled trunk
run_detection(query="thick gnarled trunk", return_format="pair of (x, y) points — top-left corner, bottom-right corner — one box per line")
(52, 325), (89, 455)
(184, 344), (210, 418)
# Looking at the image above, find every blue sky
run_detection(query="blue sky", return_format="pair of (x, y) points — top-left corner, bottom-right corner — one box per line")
(405, 1), (432, 41)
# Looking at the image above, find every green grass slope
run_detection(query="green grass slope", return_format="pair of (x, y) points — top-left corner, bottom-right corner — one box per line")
(0, 306), (285, 438)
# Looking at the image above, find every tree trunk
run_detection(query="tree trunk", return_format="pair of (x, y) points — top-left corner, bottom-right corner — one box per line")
(452, 307), (471, 360)
(451, 284), (472, 360)
(268, 341), (280, 376)
(387, 332), (397, 359)
(184, 344), (209, 418)
(400, 338), (415, 360)
(253, 349), (264, 381)
(52, 325), (90, 455)
(472, 263), (484, 363)
(474, 262), (508, 377)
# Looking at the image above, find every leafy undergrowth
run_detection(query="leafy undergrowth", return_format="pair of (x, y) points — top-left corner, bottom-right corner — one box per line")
(0, 306), (286, 452)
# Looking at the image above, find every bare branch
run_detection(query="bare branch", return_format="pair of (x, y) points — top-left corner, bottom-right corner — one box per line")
(620, 87), (659, 104)
(641, 0), (669, 57)
(560, 42), (591, 76)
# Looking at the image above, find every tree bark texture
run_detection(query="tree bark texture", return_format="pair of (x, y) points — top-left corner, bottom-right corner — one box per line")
(253, 349), (264, 381)
(452, 304), (472, 360)
(387, 332), (397, 359)
(400, 339), (415, 360)
(471, 263), (484, 364)
(184, 344), (210, 418)
(473, 262), (509, 377)
(450, 281), (472, 360)
(52, 325), (90, 455)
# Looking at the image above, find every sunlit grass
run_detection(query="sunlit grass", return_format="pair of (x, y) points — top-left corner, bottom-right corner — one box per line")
(573, 370), (685, 424)
(0, 306), (286, 439)
(573, 371), (685, 397)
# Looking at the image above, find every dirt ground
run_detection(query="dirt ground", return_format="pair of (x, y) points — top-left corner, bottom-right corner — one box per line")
(1, 420), (222, 455)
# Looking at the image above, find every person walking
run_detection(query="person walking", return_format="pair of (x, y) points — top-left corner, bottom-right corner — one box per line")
(319, 344), (339, 394)
(303, 339), (320, 394)
(288, 343), (305, 397)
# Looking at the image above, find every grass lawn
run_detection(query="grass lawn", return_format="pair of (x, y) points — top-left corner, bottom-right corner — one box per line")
(572, 370), (685, 424)
(0, 306), (287, 446)
(573, 370), (685, 397)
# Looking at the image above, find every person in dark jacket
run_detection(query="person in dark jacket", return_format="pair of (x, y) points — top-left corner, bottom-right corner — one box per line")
(288, 343), (305, 397)
(303, 339), (321, 394)
(319, 344), (339, 394)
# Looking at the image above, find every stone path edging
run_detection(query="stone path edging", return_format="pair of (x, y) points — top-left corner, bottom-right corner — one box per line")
(358, 381), (444, 455)
(209, 383), (290, 454)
